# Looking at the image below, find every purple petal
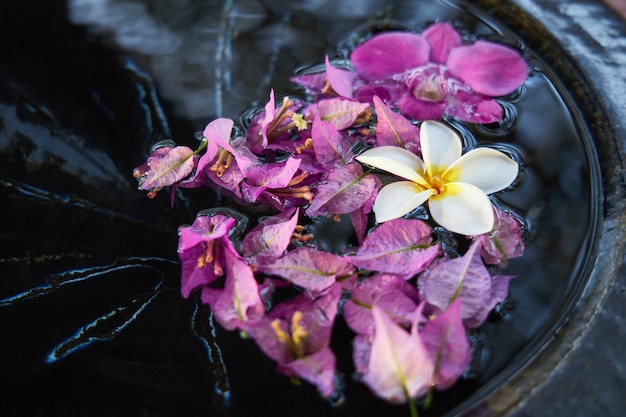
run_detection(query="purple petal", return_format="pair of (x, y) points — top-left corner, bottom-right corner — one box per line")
(464, 274), (514, 328)
(307, 98), (370, 130)
(241, 208), (300, 266)
(200, 250), (264, 331)
(475, 209), (525, 266)
(351, 32), (430, 81)
(277, 347), (337, 397)
(373, 96), (421, 150)
(349, 173), (382, 244)
(241, 158), (302, 202)
(138, 146), (197, 190)
(325, 55), (356, 99)
(310, 115), (352, 168)
(203, 118), (234, 158)
(290, 72), (328, 94)
(348, 219), (441, 279)
(306, 163), (379, 217)
(363, 306), (434, 403)
(420, 240), (492, 327)
(423, 22), (461, 64)
(447, 41), (528, 97)
(343, 274), (420, 335)
(260, 247), (354, 293)
(420, 298), (471, 389)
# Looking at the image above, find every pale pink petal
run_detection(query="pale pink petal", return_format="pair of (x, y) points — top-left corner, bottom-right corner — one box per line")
(445, 91), (503, 124)
(373, 181), (434, 223)
(423, 22), (461, 64)
(373, 96), (421, 149)
(428, 183), (494, 235)
(444, 147), (518, 194)
(420, 120), (462, 178)
(356, 146), (427, 185)
(351, 32), (430, 81)
(447, 41), (528, 96)
(362, 306), (434, 403)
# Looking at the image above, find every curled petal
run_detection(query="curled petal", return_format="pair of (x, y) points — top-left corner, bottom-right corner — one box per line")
(420, 121), (462, 178)
(445, 148), (518, 194)
(447, 41), (528, 97)
(351, 32), (430, 81)
(356, 146), (427, 185)
(399, 94), (447, 121)
(373, 182), (434, 223)
(429, 183), (494, 235)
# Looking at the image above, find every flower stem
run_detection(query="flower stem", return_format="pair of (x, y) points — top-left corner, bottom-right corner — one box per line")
(408, 398), (419, 417)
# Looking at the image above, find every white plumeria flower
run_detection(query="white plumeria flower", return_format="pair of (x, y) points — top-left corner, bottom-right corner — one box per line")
(356, 120), (518, 235)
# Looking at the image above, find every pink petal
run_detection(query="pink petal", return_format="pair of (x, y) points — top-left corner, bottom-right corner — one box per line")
(260, 247), (354, 293)
(447, 41), (528, 97)
(373, 96), (421, 150)
(307, 98), (370, 130)
(420, 298), (471, 389)
(277, 347), (337, 397)
(310, 115), (352, 168)
(241, 208), (300, 266)
(348, 218), (441, 279)
(363, 306), (434, 403)
(325, 55), (356, 99)
(423, 22), (461, 64)
(351, 32), (430, 81)
(306, 163), (379, 217)
(139, 146), (197, 190)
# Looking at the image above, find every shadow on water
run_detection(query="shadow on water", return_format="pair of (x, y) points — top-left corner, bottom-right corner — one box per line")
(0, 0), (606, 416)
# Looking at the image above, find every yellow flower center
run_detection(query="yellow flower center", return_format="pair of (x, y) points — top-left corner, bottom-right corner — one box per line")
(270, 311), (308, 359)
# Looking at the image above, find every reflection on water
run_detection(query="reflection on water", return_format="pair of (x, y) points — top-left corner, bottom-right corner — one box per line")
(0, 0), (599, 416)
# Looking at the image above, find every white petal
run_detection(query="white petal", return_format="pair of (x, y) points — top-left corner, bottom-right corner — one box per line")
(420, 121), (462, 178)
(356, 146), (428, 186)
(444, 148), (518, 194)
(428, 183), (494, 235)
(373, 181), (435, 223)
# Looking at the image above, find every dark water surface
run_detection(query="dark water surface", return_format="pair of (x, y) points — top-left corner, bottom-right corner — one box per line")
(0, 0), (601, 416)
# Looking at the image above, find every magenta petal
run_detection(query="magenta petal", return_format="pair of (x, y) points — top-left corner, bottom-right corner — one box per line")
(200, 250), (264, 331)
(349, 173), (382, 244)
(399, 94), (446, 121)
(261, 247), (354, 293)
(420, 298), (471, 390)
(446, 91), (503, 123)
(325, 55), (356, 99)
(241, 208), (300, 266)
(374, 96), (421, 149)
(423, 22), (461, 64)
(306, 163), (379, 217)
(310, 115), (352, 168)
(351, 32), (430, 81)
(307, 98), (370, 130)
(348, 219), (440, 279)
(447, 41), (528, 96)
(139, 145), (197, 190)
(241, 157), (302, 202)
(278, 347), (337, 397)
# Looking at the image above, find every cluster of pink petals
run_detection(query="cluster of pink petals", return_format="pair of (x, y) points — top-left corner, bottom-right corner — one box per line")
(133, 20), (529, 409)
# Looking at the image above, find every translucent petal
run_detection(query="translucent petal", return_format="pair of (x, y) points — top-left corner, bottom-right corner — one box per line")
(447, 41), (528, 97)
(444, 148), (518, 194)
(373, 181), (434, 223)
(356, 146), (428, 186)
(420, 121), (462, 178)
(428, 183), (494, 235)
